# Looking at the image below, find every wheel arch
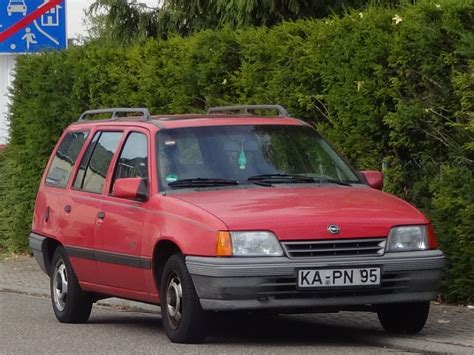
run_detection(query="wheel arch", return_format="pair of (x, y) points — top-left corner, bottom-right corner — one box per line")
(152, 239), (183, 290)
(43, 237), (63, 276)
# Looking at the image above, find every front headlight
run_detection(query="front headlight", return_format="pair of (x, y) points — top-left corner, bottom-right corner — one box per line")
(230, 231), (283, 256)
(386, 225), (429, 252)
(216, 231), (283, 256)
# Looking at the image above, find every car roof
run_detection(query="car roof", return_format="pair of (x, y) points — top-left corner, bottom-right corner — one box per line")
(68, 114), (306, 132)
(152, 114), (305, 129)
(67, 105), (307, 132)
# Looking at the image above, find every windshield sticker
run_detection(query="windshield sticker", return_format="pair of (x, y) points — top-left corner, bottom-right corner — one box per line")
(166, 173), (178, 182)
(164, 140), (176, 146)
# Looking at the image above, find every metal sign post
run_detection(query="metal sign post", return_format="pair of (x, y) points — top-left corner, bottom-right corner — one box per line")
(0, 55), (15, 144)
(0, 0), (67, 53)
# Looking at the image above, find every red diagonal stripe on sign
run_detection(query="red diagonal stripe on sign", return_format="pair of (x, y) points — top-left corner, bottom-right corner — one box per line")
(0, 0), (64, 43)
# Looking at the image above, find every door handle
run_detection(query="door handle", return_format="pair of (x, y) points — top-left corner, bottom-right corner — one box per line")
(64, 205), (71, 213)
(97, 211), (106, 220)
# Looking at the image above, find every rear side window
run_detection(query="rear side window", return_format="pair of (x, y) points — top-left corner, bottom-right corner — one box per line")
(46, 131), (89, 188)
(73, 131), (123, 194)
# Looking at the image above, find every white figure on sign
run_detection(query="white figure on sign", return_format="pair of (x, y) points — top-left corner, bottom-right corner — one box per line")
(40, 1), (62, 27)
(22, 27), (38, 49)
(7, 0), (27, 16)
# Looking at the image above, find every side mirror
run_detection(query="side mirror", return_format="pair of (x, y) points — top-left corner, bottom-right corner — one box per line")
(360, 171), (384, 190)
(112, 178), (148, 201)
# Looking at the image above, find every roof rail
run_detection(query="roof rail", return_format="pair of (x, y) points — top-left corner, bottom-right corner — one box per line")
(207, 105), (289, 117)
(78, 108), (151, 122)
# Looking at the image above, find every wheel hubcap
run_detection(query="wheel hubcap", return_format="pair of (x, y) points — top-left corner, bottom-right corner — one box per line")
(53, 260), (68, 312)
(166, 274), (183, 329)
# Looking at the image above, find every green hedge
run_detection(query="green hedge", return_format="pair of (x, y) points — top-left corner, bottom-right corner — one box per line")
(0, 0), (472, 302)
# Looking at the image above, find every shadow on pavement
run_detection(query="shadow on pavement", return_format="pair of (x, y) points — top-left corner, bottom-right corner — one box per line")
(88, 309), (384, 347)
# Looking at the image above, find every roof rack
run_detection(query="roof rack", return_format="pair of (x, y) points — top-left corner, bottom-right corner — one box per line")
(207, 105), (289, 117)
(78, 108), (151, 122)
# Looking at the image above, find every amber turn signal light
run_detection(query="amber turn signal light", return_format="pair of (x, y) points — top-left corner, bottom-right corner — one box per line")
(216, 231), (232, 257)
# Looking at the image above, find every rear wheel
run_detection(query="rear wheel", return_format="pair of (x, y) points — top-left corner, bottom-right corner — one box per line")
(160, 254), (207, 343)
(50, 247), (93, 323)
(377, 301), (430, 334)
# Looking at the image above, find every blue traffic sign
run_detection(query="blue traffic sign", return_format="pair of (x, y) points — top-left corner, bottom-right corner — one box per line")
(0, 0), (66, 53)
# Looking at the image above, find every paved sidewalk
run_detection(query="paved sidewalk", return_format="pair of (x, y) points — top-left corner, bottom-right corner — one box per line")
(0, 254), (159, 312)
(1, 255), (473, 353)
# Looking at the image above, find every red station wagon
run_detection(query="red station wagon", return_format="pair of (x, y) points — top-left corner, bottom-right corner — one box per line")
(29, 105), (445, 343)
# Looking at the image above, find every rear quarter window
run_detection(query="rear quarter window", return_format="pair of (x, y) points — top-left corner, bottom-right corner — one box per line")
(45, 131), (89, 188)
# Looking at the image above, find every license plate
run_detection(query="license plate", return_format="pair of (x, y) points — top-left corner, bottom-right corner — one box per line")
(297, 267), (381, 288)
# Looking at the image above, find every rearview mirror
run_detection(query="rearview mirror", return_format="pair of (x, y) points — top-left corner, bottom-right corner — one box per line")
(360, 171), (384, 190)
(112, 178), (148, 201)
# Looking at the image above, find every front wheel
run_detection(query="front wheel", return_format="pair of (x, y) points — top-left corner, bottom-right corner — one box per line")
(160, 254), (208, 343)
(50, 247), (93, 323)
(377, 301), (430, 334)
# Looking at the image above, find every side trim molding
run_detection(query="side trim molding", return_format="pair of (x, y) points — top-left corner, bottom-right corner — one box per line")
(65, 246), (152, 269)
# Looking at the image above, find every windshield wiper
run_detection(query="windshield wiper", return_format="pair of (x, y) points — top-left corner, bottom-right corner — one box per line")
(245, 180), (274, 187)
(312, 177), (352, 186)
(168, 178), (239, 188)
(248, 174), (352, 186)
(247, 174), (316, 184)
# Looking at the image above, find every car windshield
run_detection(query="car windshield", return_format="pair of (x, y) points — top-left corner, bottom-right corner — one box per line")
(156, 125), (360, 190)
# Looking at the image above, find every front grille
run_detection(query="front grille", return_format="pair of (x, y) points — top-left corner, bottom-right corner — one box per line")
(282, 238), (386, 258)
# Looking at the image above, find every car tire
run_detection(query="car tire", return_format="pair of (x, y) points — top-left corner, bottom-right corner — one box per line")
(160, 254), (208, 343)
(377, 301), (430, 334)
(50, 247), (93, 323)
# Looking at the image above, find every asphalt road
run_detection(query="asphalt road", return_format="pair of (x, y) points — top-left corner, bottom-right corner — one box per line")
(2, 256), (472, 354)
(2, 292), (472, 354)
(0, 292), (397, 354)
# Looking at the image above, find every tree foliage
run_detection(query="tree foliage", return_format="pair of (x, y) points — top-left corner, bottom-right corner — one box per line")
(87, 0), (159, 41)
(1, 0), (472, 302)
(87, 0), (403, 42)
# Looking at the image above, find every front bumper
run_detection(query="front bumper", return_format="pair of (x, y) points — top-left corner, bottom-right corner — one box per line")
(186, 250), (445, 311)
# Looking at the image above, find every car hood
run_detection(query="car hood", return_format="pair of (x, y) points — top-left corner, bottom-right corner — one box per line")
(169, 186), (428, 240)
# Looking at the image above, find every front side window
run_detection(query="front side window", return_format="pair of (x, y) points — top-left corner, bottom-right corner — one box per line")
(73, 131), (123, 194)
(156, 125), (360, 190)
(112, 132), (148, 188)
(46, 131), (89, 188)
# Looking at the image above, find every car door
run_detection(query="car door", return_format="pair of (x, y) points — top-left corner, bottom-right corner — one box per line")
(37, 130), (90, 272)
(63, 130), (123, 284)
(94, 129), (150, 294)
